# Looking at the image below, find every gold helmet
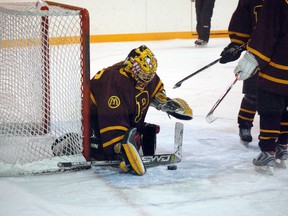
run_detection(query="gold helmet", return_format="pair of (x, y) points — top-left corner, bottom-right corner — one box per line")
(124, 45), (158, 88)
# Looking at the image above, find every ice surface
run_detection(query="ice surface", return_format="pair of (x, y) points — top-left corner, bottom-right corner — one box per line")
(1, 38), (288, 216)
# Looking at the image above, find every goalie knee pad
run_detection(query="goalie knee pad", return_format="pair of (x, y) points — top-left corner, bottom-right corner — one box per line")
(116, 128), (146, 175)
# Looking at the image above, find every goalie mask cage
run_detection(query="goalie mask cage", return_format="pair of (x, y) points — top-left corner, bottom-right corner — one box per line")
(0, 1), (90, 176)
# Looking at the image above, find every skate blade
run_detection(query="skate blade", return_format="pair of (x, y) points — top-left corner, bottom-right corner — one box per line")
(254, 165), (274, 175)
(195, 44), (207, 48)
(240, 140), (249, 148)
(275, 159), (287, 169)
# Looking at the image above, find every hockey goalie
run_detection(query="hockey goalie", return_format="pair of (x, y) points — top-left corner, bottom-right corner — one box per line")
(53, 45), (192, 175)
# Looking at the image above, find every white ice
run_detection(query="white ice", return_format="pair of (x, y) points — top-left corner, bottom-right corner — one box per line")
(1, 38), (288, 216)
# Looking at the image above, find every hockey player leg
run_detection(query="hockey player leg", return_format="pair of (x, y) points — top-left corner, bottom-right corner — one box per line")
(238, 94), (257, 147)
(115, 128), (146, 175)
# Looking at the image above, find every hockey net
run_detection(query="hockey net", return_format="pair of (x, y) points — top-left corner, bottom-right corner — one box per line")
(0, 1), (90, 176)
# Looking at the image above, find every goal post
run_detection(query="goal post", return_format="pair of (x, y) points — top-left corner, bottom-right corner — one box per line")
(0, 1), (90, 176)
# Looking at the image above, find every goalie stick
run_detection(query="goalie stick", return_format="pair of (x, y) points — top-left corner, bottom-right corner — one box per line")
(57, 122), (184, 170)
(206, 75), (238, 123)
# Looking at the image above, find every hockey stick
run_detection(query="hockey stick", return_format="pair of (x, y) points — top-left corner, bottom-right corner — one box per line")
(205, 75), (238, 123)
(173, 58), (220, 89)
(173, 44), (245, 89)
(57, 122), (184, 169)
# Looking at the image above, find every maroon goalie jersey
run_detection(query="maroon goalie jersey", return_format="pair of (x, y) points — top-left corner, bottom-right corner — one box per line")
(227, 0), (264, 45)
(247, 0), (288, 94)
(90, 61), (164, 158)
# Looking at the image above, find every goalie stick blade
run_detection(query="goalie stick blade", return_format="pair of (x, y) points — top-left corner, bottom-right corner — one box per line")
(58, 122), (184, 170)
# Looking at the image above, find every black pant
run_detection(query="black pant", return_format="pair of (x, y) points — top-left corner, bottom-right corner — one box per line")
(195, 0), (215, 42)
(257, 87), (288, 151)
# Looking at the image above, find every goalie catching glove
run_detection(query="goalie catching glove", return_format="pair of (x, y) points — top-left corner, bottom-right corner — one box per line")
(151, 92), (193, 120)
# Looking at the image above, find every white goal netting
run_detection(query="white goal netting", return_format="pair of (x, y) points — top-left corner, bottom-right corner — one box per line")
(0, 1), (90, 176)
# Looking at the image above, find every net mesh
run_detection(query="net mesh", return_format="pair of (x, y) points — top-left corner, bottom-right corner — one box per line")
(0, 2), (89, 176)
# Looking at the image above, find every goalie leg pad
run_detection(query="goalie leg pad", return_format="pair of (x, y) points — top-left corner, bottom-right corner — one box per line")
(122, 143), (146, 175)
(118, 128), (146, 175)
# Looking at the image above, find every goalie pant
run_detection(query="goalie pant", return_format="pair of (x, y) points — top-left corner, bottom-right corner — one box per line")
(57, 122), (184, 173)
(90, 123), (160, 161)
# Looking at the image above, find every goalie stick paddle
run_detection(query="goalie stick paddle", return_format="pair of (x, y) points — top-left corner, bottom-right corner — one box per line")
(206, 75), (238, 123)
(57, 122), (184, 170)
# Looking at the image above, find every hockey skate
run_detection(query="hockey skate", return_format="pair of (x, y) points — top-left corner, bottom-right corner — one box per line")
(194, 39), (208, 47)
(275, 144), (288, 169)
(253, 151), (275, 175)
(239, 128), (252, 147)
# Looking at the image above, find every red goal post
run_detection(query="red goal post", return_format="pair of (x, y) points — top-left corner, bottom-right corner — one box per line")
(0, 1), (90, 176)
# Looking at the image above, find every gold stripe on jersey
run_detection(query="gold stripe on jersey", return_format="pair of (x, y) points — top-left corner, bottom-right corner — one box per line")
(101, 126), (128, 148)
(151, 80), (164, 98)
(92, 69), (105, 80)
(100, 125), (128, 134)
(259, 136), (279, 140)
(260, 129), (280, 134)
(90, 92), (97, 106)
(247, 46), (271, 62)
(230, 39), (246, 45)
(270, 61), (288, 70)
(240, 108), (257, 114)
(238, 115), (254, 121)
(103, 135), (125, 148)
(280, 122), (288, 126)
(259, 72), (288, 85)
(228, 31), (251, 38)
(119, 68), (129, 78)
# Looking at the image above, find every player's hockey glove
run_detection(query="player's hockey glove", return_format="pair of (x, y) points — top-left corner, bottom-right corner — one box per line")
(151, 92), (193, 120)
(234, 51), (258, 80)
(219, 42), (244, 64)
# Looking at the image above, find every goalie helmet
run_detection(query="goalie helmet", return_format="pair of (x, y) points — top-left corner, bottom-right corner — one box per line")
(124, 45), (158, 88)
